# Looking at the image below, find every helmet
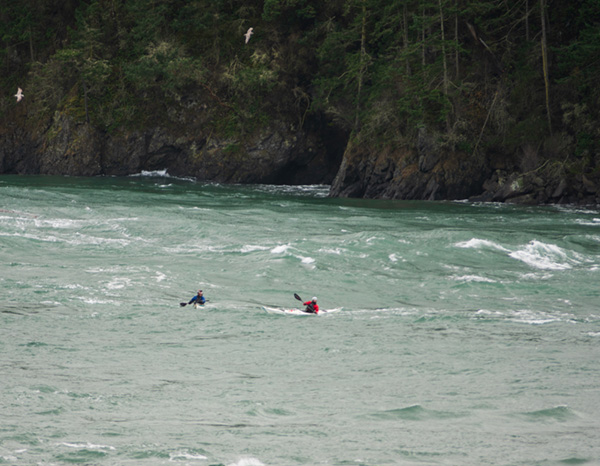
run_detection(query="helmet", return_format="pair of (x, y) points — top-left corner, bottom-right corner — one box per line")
(312, 297), (317, 302)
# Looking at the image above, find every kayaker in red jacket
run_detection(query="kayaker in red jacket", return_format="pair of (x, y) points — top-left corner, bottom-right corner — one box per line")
(303, 297), (319, 314)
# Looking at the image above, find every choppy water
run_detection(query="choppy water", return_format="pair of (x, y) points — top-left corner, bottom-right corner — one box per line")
(1, 173), (599, 466)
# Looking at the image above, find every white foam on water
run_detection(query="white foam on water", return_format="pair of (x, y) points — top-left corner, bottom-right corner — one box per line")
(319, 247), (345, 255)
(227, 457), (265, 466)
(575, 219), (600, 226)
(508, 308), (577, 325)
(241, 244), (270, 253)
(80, 297), (120, 305)
(476, 309), (504, 317)
(271, 244), (290, 254)
(129, 169), (196, 182)
(106, 277), (132, 290)
(509, 240), (579, 270)
(518, 272), (555, 280)
(169, 451), (207, 461)
(453, 275), (496, 283)
(60, 442), (116, 451)
(130, 169), (170, 177)
(455, 238), (510, 252)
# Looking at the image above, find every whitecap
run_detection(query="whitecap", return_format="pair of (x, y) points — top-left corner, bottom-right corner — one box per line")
(301, 256), (315, 264)
(271, 244), (289, 254)
(455, 238), (510, 252)
(106, 277), (132, 290)
(60, 442), (116, 451)
(227, 458), (265, 466)
(80, 298), (119, 305)
(508, 309), (576, 325)
(453, 275), (496, 283)
(319, 247), (345, 255)
(169, 451), (207, 461)
(241, 244), (270, 253)
(476, 309), (503, 316)
(129, 169), (196, 182)
(509, 240), (578, 270)
(130, 169), (170, 177)
(389, 253), (407, 263)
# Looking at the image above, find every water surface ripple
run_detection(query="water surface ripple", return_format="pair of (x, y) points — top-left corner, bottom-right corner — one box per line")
(1, 175), (599, 466)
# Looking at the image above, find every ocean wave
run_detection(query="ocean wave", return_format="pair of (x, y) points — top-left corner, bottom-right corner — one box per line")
(227, 458), (265, 466)
(128, 169), (196, 182)
(270, 244), (290, 254)
(59, 442), (116, 451)
(366, 405), (464, 421)
(455, 238), (510, 252)
(252, 184), (330, 198)
(169, 450), (208, 461)
(0, 230), (132, 247)
(457, 237), (593, 271)
(520, 405), (578, 422)
(509, 240), (582, 270)
(240, 244), (270, 253)
(575, 218), (600, 226)
(452, 274), (497, 283)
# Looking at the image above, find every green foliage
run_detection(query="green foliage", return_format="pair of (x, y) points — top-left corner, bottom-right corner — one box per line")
(262, 0), (316, 24)
(1, 0), (599, 171)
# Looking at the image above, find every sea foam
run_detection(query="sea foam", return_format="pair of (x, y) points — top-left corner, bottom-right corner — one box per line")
(455, 238), (510, 252)
(509, 240), (578, 270)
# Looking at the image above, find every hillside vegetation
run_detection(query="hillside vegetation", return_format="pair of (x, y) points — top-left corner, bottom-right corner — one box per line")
(2, 1), (599, 202)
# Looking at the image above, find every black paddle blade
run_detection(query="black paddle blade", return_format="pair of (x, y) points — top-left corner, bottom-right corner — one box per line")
(294, 293), (302, 301)
(180, 302), (187, 307)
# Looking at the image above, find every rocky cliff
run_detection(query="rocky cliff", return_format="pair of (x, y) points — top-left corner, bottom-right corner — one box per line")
(2, 109), (599, 206)
(0, 109), (343, 185)
(330, 130), (600, 206)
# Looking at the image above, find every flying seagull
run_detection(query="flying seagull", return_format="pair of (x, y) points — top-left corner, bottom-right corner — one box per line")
(244, 27), (253, 44)
(14, 87), (24, 102)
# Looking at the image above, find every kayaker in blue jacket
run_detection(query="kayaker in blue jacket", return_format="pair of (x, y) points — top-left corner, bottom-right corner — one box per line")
(188, 290), (206, 306)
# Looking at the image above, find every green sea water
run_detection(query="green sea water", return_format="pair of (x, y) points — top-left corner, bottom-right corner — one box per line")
(1, 173), (599, 466)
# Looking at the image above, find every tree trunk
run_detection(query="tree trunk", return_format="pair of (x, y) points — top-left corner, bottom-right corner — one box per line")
(83, 78), (90, 124)
(421, 3), (426, 68)
(355, 0), (367, 131)
(403, 3), (410, 75)
(525, 0), (530, 41)
(439, 0), (450, 130)
(438, 0), (448, 96)
(454, 0), (459, 79)
(540, 0), (551, 134)
(29, 26), (35, 62)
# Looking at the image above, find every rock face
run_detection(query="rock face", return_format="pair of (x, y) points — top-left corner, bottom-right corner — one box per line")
(0, 111), (341, 185)
(330, 131), (489, 201)
(330, 130), (600, 206)
(1, 110), (599, 205)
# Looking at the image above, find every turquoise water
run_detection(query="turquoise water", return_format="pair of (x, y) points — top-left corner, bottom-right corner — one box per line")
(1, 174), (599, 466)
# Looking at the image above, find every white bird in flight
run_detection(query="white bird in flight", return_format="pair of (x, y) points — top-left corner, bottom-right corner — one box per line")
(14, 87), (24, 102)
(244, 27), (253, 44)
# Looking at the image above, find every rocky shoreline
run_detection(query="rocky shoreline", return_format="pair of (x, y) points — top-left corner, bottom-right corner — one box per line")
(1, 112), (599, 207)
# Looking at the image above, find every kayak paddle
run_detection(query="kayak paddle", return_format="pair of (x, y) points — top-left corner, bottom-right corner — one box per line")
(180, 299), (209, 307)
